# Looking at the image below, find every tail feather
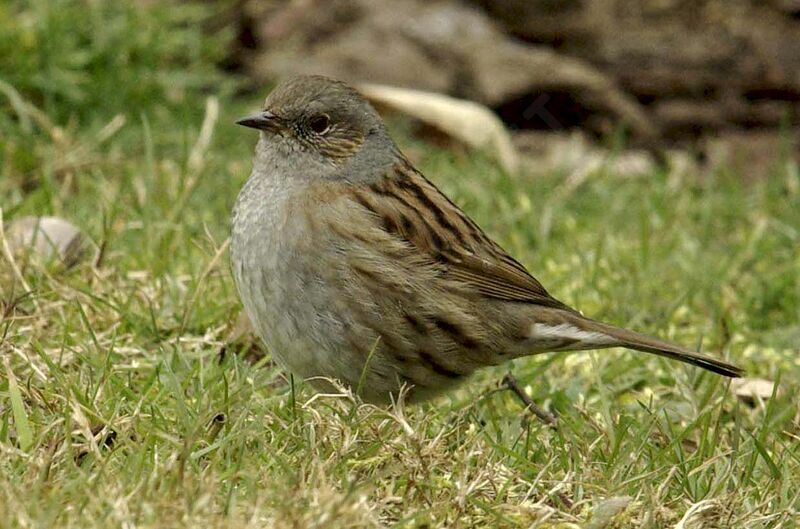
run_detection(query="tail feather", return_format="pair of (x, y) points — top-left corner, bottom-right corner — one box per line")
(552, 315), (744, 378)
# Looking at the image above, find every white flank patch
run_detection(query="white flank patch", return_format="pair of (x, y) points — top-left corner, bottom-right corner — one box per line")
(529, 323), (615, 345)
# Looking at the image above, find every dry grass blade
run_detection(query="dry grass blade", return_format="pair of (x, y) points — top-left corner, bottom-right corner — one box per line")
(0, 208), (38, 311)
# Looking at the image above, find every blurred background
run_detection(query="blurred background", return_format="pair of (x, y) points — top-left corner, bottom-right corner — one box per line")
(235, 0), (800, 175)
(3, 0), (799, 190)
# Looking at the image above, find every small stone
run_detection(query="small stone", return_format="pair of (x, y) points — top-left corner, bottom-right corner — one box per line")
(731, 378), (777, 405)
(6, 216), (89, 268)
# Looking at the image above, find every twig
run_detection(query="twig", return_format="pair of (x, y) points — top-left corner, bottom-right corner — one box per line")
(503, 373), (557, 426)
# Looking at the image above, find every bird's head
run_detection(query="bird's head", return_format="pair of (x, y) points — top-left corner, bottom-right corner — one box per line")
(237, 75), (395, 179)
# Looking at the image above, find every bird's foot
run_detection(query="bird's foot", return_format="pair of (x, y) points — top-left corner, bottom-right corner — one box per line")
(502, 373), (558, 426)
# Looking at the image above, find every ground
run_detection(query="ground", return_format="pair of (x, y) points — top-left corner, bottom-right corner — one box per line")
(1, 2), (799, 528)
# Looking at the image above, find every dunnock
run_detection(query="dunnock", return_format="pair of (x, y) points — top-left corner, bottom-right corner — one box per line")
(231, 75), (742, 403)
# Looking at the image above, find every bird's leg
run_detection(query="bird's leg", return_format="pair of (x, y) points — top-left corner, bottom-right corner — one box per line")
(502, 373), (557, 426)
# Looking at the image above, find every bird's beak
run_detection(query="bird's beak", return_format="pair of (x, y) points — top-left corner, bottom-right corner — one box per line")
(235, 110), (284, 133)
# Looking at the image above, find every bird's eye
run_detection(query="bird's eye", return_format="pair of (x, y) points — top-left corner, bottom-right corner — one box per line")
(309, 114), (331, 134)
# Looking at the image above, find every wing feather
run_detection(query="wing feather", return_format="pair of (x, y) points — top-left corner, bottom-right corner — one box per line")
(347, 158), (578, 313)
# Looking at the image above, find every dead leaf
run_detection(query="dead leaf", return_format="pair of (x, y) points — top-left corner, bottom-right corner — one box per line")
(219, 312), (267, 364)
(358, 83), (519, 175)
(227, 311), (255, 345)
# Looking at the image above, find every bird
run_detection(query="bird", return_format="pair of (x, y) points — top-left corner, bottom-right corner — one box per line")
(230, 75), (743, 404)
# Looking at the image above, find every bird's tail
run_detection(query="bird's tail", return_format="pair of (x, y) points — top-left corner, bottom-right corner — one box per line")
(531, 312), (744, 378)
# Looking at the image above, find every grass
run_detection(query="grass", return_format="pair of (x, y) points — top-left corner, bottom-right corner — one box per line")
(2, 1), (800, 527)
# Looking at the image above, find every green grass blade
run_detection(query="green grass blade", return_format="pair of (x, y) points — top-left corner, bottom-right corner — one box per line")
(4, 360), (33, 452)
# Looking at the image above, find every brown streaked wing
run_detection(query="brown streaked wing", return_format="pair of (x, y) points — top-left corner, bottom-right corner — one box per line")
(350, 157), (578, 313)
